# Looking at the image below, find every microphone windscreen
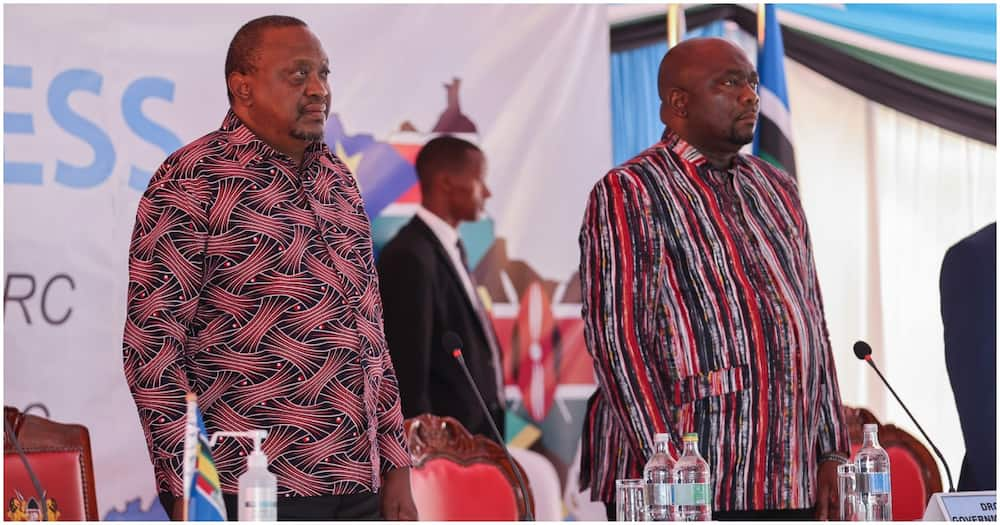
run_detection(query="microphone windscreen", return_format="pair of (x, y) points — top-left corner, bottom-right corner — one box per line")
(443, 331), (463, 352)
(853, 340), (873, 360)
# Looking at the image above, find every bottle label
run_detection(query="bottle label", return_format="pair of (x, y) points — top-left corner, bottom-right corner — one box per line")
(858, 472), (891, 494)
(644, 483), (673, 506)
(672, 483), (710, 506)
(240, 488), (277, 521)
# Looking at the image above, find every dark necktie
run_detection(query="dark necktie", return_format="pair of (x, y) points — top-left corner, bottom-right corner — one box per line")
(456, 238), (506, 406)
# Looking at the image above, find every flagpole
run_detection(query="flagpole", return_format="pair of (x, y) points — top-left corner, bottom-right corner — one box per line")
(757, 3), (766, 46)
(182, 392), (197, 522)
(667, 4), (680, 47)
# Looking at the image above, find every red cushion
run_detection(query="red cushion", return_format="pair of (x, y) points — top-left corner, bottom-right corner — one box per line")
(5, 450), (88, 521)
(411, 458), (518, 520)
(849, 444), (928, 521)
(886, 446), (928, 521)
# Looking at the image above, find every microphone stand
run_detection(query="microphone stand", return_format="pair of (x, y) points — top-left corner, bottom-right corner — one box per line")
(453, 350), (535, 520)
(862, 356), (955, 492)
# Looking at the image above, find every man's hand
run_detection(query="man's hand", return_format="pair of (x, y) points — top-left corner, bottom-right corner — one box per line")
(171, 497), (184, 521)
(381, 467), (418, 520)
(814, 460), (841, 520)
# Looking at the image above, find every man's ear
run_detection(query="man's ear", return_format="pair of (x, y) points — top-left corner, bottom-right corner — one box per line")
(668, 88), (688, 118)
(227, 72), (252, 106)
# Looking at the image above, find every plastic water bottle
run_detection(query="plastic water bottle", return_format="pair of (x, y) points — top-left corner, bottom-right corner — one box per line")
(673, 433), (711, 521)
(238, 431), (277, 521)
(855, 424), (892, 521)
(643, 433), (676, 521)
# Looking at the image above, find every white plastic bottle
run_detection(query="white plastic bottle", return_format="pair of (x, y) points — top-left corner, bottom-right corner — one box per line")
(673, 433), (711, 521)
(643, 433), (676, 521)
(855, 423), (892, 521)
(238, 431), (277, 521)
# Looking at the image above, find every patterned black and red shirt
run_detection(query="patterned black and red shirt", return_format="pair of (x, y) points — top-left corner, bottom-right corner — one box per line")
(123, 110), (410, 498)
(579, 129), (850, 511)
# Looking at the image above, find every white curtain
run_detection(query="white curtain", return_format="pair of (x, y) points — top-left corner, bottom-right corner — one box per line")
(787, 58), (996, 480)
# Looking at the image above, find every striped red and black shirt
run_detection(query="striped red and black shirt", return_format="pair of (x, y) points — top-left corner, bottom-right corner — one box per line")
(579, 129), (849, 511)
(123, 110), (410, 498)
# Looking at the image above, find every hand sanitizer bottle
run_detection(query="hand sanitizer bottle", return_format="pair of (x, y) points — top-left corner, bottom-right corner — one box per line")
(238, 430), (277, 521)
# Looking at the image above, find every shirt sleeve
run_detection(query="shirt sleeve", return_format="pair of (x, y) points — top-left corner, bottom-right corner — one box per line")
(370, 281), (412, 473)
(375, 343), (413, 473)
(579, 170), (679, 460)
(758, 158), (850, 459)
(799, 199), (851, 459)
(122, 170), (207, 497)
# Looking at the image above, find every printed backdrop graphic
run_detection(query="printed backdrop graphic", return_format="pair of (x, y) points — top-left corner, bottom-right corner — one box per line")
(4, 4), (611, 519)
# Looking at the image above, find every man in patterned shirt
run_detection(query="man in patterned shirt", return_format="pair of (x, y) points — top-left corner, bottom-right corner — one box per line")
(123, 15), (417, 520)
(578, 38), (850, 520)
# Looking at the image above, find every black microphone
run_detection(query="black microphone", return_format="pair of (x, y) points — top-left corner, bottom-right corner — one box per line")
(443, 331), (534, 521)
(853, 340), (955, 492)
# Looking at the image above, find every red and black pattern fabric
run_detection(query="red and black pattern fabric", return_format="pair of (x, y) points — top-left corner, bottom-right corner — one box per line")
(578, 128), (850, 511)
(123, 110), (410, 498)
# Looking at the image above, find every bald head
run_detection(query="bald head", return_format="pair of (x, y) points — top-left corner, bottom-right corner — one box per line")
(655, 37), (760, 164)
(657, 37), (749, 102)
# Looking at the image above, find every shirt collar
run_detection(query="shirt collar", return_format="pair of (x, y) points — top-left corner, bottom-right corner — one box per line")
(661, 126), (750, 171)
(219, 109), (328, 168)
(415, 206), (460, 250)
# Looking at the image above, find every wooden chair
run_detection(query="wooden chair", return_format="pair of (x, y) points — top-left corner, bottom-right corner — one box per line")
(844, 406), (943, 521)
(405, 414), (534, 521)
(3, 406), (99, 521)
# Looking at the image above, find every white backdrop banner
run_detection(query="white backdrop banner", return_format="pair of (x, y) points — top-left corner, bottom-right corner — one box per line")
(4, 4), (611, 519)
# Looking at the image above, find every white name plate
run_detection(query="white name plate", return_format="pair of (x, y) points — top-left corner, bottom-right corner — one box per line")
(923, 491), (997, 521)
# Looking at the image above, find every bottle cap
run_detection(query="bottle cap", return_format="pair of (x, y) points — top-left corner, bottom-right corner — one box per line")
(654, 433), (671, 443)
(683, 432), (699, 442)
(863, 423), (879, 433)
(246, 430), (269, 469)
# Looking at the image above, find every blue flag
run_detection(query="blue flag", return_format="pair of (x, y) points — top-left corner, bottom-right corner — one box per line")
(752, 4), (797, 178)
(183, 394), (227, 521)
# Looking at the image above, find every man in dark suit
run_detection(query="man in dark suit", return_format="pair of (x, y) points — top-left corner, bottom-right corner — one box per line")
(377, 135), (505, 442)
(941, 222), (996, 491)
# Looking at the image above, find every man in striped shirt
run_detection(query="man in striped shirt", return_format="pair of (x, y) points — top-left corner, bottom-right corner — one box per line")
(579, 38), (850, 520)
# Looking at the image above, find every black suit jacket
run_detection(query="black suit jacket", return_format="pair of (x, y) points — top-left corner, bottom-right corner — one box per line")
(941, 222), (996, 491)
(377, 216), (505, 441)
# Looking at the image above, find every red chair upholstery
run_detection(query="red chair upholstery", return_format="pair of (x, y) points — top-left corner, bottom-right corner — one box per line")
(844, 406), (943, 521)
(3, 406), (99, 521)
(405, 414), (534, 521)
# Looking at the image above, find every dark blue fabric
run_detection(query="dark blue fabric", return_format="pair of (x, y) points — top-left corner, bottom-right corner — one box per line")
(940, 222), (997, 491)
